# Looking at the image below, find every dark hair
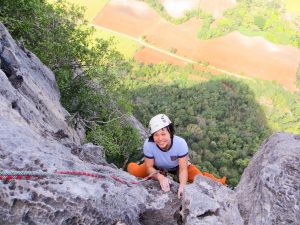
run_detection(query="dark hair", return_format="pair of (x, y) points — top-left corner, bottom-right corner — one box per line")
(148, 123), (175, 142)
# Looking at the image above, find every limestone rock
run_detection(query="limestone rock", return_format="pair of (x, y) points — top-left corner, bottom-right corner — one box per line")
(235, 132), (300, 225)
(181, 176), (243, 225)
(0, 23), (83, 146)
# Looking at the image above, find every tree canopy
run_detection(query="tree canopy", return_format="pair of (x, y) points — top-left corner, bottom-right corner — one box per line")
(129, 77), (271, 185)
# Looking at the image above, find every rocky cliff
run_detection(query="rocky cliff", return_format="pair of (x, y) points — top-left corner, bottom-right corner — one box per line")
(0, 23), (299, 225)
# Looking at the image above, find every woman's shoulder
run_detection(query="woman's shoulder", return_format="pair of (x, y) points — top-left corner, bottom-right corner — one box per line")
(173, 135), (187, 144)
(143, 138), (155, 147)
(172, 135), (188, 153)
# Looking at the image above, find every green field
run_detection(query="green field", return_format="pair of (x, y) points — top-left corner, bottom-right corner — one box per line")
(92, 28), (141, 59)
(66, 0), (109, 22)
(68, 0), (140, 58)
(286, 0), (300, 14)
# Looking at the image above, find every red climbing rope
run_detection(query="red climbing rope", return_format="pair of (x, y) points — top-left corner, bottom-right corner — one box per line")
(0, 170), (156, 185)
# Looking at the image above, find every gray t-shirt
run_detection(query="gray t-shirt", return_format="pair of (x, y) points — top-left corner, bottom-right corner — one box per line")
(143, 135), (188, 170)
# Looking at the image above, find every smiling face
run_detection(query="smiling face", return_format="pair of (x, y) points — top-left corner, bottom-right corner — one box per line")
(153, 127), (172, 150)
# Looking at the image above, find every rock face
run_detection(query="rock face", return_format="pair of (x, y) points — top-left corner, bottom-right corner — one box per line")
(0, 22), (181, 225)
(125, 115), (149, 140)
(0, 22), (299, 225)
(0, 25), (83, 146)
(182, 176), (243, 225)
(235, 132), (300, 225)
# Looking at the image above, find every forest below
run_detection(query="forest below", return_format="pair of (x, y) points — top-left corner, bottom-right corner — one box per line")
(1, 0), (299, 186)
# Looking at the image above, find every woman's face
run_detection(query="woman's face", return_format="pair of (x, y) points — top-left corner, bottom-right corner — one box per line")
(153, 128), (171, 150)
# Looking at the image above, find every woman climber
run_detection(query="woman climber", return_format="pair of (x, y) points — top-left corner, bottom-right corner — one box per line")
(127, 114), (226, 198)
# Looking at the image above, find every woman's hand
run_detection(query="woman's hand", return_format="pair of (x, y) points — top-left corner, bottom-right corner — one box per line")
(157, 174), (170, 192)
(177, 184), (184, 198)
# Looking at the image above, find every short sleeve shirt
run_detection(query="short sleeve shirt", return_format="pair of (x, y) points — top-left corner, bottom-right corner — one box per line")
(143, 135), (188, 170)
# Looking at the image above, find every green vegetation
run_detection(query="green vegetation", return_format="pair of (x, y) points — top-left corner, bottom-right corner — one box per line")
(0, 0), (143, 168)
(197, 15), (214, 39)
(227, 76), (300, 134)
(86, 120), (143, 168)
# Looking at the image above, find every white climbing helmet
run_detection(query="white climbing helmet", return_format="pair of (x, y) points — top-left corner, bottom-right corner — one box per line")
(149, 114), (172, 134)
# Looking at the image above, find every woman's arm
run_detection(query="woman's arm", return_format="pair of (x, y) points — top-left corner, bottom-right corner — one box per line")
(178, 156), (188, 198)
(144, 157), (170, 192)
(144, 157), (158, 177)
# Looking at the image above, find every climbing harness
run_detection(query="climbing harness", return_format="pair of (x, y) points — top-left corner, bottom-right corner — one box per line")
(0, 170), (158, 186)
